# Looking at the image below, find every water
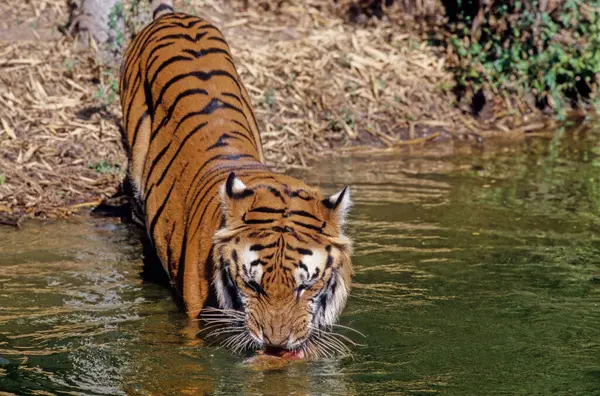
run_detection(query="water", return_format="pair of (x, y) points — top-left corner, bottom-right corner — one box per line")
(1, 127), (600, 395)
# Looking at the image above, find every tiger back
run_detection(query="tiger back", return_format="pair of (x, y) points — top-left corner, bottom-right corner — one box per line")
(119, 0), (354, 357)
(120, 1), (267, 314)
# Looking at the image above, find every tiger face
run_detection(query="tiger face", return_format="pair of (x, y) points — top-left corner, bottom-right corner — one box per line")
(211, 172), (353, 357)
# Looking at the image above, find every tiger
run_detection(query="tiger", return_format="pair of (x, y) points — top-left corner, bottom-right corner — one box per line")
(119, 0), (354, 358)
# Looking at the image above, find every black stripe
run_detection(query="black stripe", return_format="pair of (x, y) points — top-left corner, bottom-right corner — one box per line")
(124, 73), (142, 130)
(222, 92), (242, 104)
(153, 3), (174, 19)
(171, 19), (209, 29)
(231, 119), (254, 136)
(165, 221), (177, 269)
(245, 280), (266, 296)
(150, 88), (209, 142)
(298, 261), (309, 272)
(242, 213), (274, 224)
(125, 23), (181, 76)
(182, 47), (231, 59)
(206, 133), (233, 151)
(250, 259), (266, 267)
(146, 41), (178, 74)
(153, 31), (211, 45)
(325, 253), (333, 268)
(229, 120), (258, 150)
(244, 219), (275, 225)
(152, 122), (209, 187)
(292, 220), (323, 233)
(311, 267), (320, 279)
(144, 184), (154, 207)
(207, 36), (229, 46)
(272, 226), (293, 233)
(249, 207), (285, 214)
(289, 190), (313, 200)
(148, 163), (189, 239)
(267, 187), (286, 204)
(188, 194), (217, 241)
(130, 111), (149, 150)
(149, 65), (252, 122)
(289, 210), (321, 221)
(144, 143), (171, 191)
(152, 71), (240, 117)
(198, 97), (245, 118)
(149, 55), (193, 88)
(250, 242), (277, 251)
(143, 78), (154, 121)
(287, 232), (307, 243)
(297, 230), (323, 243)
(176, 225), (189, 300)
(230, 130), (258, 148)
(290, 246), (313, 255)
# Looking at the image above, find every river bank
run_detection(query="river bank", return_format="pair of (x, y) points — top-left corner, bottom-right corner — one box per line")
(0, 0), (588, 221)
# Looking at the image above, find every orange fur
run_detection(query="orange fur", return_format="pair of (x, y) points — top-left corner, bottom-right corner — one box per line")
(120, 3), (353, 353)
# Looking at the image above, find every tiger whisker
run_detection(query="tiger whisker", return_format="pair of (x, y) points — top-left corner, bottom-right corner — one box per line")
(234, 335), (254, 354)
(221, 334), (241, 350)
(313, 338), (337, 359)
(195, 323), (229, 336)
(225, 332), (251, 353)
(331, 323), (367, 338)
(200, 319), (244, 326)
(196, 321), (241, 333)
(313, 326), (365, 347)
(199, 308), (245, 318)
(200, 312), (245, 319)
(320, 333), (352, 356)
(311, 338), (336, 359)
(313, 333), (347, 356)
(323, 330), (365, 347)
(199, 314), (244, 321)
(206, 327), (245, 338)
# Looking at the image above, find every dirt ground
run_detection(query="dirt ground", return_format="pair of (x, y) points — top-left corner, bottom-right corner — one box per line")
(0, 0), (556, 223)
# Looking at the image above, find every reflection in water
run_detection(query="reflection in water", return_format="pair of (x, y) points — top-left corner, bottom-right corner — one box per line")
(1, 125), (600, 394)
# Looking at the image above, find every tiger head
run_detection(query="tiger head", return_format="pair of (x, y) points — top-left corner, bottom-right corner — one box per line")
(211, 172), (353, 357)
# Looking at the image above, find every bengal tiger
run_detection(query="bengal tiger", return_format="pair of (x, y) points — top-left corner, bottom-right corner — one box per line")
(119, 0), (354, 358)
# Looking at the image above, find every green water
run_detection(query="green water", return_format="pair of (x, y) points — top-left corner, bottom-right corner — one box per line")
(1, 127), (600, 395)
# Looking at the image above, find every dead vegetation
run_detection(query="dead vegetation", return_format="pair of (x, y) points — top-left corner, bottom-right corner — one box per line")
(0, 0), (557, 222)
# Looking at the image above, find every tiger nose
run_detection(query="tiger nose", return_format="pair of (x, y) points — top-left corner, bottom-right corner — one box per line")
(263, 331), (290, 347)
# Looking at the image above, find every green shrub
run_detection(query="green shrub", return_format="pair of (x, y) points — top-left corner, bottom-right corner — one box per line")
(445, 0), (600, 118)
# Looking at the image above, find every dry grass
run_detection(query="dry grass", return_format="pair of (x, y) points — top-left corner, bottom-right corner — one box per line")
(0, 0), (124, 222)
(0, 0), (553, 222)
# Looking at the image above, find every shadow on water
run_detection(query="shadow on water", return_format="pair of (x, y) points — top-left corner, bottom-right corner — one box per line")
(1, 124), (600, 395)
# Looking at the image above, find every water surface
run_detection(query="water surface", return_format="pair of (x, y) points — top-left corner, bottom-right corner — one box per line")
(1, 127), (600, 395)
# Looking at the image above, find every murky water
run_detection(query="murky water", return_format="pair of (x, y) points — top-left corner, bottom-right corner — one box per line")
(2, 126), (600, 395)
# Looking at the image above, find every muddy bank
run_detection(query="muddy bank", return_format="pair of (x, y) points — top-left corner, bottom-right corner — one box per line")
(0, 0), (566, 221)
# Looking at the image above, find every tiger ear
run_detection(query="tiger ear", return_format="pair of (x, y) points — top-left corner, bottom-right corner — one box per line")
(223, 172), (252, 199)
(321, 186), (351, 226)
(220, 172), (253, 219)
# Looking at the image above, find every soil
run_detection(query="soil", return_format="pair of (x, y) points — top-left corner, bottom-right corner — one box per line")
(0, 0), (555, 222)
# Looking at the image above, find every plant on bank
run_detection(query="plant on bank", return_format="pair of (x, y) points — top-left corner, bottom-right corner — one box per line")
(446, 0), (600, 119)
